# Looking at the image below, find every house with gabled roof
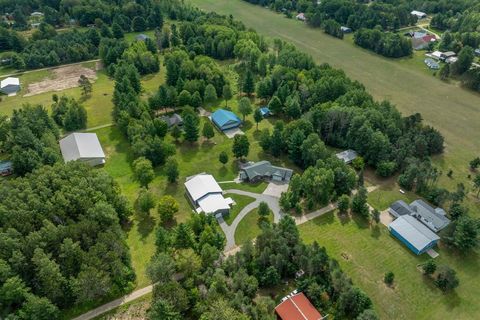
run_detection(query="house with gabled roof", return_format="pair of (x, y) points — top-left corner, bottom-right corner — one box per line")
(275, 292), (323, 320)
(59, 133), (105, 167)
(239, 160), (293, 183)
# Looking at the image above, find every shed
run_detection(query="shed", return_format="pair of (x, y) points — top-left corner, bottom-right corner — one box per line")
(135, 34), (149, 41)
(411, 10), (427, 19)
(0, 160), (13, 176)
(296, 13), (306, 21)
(59, 133), (105, 166)
(239, 160), (293, 182)
(335, 149), (358, 164)
(211, 109), (241, 131)
(275, 292), (323, 320)
(259, 107), (270, 117)
(341, 26), (352, 33)
(0, 77), (20, 96)
(161, 113), (183, 127)
(184, 173), (232, 216)
(440, 51), (456, 60)
(389, 215), (439, 255)
(475, 48), (480, 56)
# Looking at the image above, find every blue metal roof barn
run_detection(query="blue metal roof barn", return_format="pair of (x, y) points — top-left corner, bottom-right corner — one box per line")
(211, 109), (241, 131)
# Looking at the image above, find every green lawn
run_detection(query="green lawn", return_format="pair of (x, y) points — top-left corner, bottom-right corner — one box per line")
(220, 181), (268, 193)
(299, 211), (480, 320)
(189, 0), (480, 218)
(234, 208), (273, 245)
(223, 193), (256, 225)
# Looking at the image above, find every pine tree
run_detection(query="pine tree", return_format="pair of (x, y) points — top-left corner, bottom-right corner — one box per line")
(202, 121), (215, 141)
(183, 113), (199, 143)
(222, 84), (232, 107)
(242, 70), (255, 96)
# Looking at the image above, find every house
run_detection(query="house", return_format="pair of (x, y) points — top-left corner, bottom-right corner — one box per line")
(413, 31), (427, 39)
(341, 26), (352, 33)
(296, 13), (306, 21)
(388, 199), (450, 232)
(0, 160), (13, 176)
(275, 292), (323, 320)
(0, 77), (20, 96)
(440, 51), (456, 61)
(411, 10), (427, 19)
(135, 34), (149, 41)
(389, 215), (440, 255)
(335, 149), (358, 164)
(410, 199), (450, 232)
(161, 113), (183, 127)
(184, 173), (233, 217)
(59, 133), (106, 166)
(30, 11), (44, 17)
(475, 48), (480, 57)
(424, 58), (439, 69)
(211, 109), (242, 131)
(412, 34), (436, 51)
(259, 107), (271, 117)
(239, 160), (293, 182)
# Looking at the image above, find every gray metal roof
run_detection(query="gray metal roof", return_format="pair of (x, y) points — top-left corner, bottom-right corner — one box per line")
(241, 160), (293, 180)
(59, 133), (105, 163)
(410, 200), (450, 232)
(0, 160), (13, 172)
(0, 84), (20, 95)
(389, 215), (439, 252)
(336, 149), (357, 164)
(161, 113), (183, 127)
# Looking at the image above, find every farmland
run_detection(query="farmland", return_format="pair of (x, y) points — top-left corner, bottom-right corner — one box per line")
(189, 0), (480, 215)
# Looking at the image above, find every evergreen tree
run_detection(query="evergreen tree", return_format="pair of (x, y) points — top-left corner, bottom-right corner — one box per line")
(165, 158), (179, 183)
(171, 125), (182, 142)
(253, 108), (263, 130)
(238, 97), (252, 121)
(222, 84), (233, 107)
(232, 135), (250, 159)
(219, 151), (229, 165)
(112, 23), (124, 39)
(133, 157), (155, 188)
(242, 70), (255, 96)
(202, 121), (215, 141)
(204, 84), (217, 103)
(183, 113), (199, 143)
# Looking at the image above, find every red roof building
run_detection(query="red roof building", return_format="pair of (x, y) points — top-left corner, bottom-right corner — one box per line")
(275, 293), (323, 320)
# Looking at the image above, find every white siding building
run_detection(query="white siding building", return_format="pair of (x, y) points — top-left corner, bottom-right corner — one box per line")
(59, 133), (106, 166)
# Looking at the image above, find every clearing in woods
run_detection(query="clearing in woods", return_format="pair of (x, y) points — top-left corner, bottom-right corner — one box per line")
(189, 0), (480, 210)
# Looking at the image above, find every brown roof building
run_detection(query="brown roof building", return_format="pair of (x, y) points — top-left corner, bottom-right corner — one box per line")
(275, 293), (323, 320)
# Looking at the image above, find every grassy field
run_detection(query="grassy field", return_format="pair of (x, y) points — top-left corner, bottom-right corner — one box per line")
(223, 193), (256, 225)
(189, 0), (480, 217)
(299, 211), (480, 320)
(235, 208), (274, 245)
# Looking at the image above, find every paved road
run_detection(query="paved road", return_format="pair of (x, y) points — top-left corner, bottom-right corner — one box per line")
(220, 188), (282, 250)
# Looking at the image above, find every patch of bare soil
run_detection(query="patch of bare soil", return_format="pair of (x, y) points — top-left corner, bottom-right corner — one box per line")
(104, 300), (150, 320)
(25, 65), (97, 97)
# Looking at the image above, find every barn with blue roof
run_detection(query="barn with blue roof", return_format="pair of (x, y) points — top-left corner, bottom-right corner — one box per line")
(211, 109), (242, 131)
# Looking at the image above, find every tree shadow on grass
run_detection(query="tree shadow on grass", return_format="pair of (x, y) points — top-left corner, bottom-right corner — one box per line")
(337, 212), (351, 225)
(351, 213), (370, 229)
(242, 120), (253, 131)
(370, 224), (381, 239)
(136, 213), (156, 240)
(217, 166), (229, 179)
(164, 181), (180, 196)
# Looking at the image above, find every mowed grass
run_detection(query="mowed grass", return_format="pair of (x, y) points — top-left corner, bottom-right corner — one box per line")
(299, 211), (480, 320)
(234, 208), (273, 245)
(223, 193), (256, 225)
(189, 0), (480, 217)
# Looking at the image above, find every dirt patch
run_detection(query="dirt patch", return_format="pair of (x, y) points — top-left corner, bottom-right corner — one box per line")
(25, 64), (97, 97)
(341, 252), (351, 261)
(103, 299), (150, 320)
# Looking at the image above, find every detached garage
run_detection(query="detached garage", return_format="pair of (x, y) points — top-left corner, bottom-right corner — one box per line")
(388, 215), (439, 255)
(0, 77), (20, 96)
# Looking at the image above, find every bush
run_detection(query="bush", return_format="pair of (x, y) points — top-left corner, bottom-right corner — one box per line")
(384, 272), (394, 286)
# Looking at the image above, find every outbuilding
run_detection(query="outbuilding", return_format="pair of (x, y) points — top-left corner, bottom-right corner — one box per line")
(161, 113), (183, 127)
(184, 173), (233, 217)
(336, 149), (358, 164)
(0, 77), (20, 96)
(211, 109), (242, 131)
(0, 160), (13, 176)
(59, 133), (106, 166)
(135, 34), (149, 41)
(275, 292), (323, 320)
(389, 215), (440, 255)
(296, 13), (306, 21)
(341, 26), (352, 33)
(411, 10), (427, 19)
(259, 107), (270, 117)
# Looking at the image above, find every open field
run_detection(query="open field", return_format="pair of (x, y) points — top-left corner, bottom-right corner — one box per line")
(189, 0), (480, 216)
(299, 211), (480, 320)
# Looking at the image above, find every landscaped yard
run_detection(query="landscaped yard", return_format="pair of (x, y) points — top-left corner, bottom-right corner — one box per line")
(235, 208), (273, 245)
(223, 193), (256, 225)
(299, 211), (480, 320)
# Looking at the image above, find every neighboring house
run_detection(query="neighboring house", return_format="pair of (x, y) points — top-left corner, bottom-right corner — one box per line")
(475, 48), (480, 56)
(410, 199), (450, 232)
(426, 50), (443, 60)
(440, 51), (456, 61)
(412, 35), (436, 51)
(59, 133), (106, 167)
(341, 26), (352, 33)
(275, 292), (323, 320)
(413, 31), (427, 39)
(411, 10), (427, 19)
(161, 113), (183, 127)
(184, 173), (233, 217)
(336, 149), (358, 164)
(211, 109), (242, 131)
(135, 34), (149, 41)
(0, 77), (20, 96)
(0, 160), (13, 176)
(259, 107), (270, 117)
(296, 13), (306, 21)
(389, 215), (440, 255)
(239, 160), (293, 183)
(388, 199), (450, 233)
(424, 58), (440, 69)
